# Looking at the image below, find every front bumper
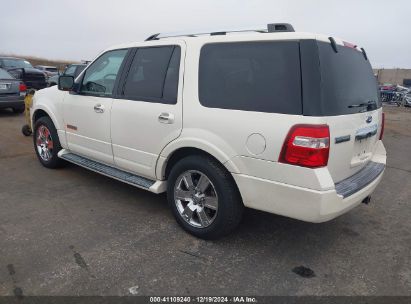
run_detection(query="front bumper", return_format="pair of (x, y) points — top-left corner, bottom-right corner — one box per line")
(0, 95), (24, 109)
(232, 143), (387, 223)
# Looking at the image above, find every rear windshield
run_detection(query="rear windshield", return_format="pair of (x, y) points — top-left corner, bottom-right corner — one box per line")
(1, 59), (33, 69)
(0, 69), (13, 79)
(46, 67), (58, 72)
(318, 41), (380, 115)
(199, 41), (302, 114)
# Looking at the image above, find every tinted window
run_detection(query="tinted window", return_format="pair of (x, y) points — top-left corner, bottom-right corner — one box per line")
(199, 41), (302, 114)
(0, 69), (13, 79)
(318, 42), (380, 115)
(64, 65), (76, 76)
(122, 46), (180, 104)
(81, 49), (127, 96)
(163, 47), (181, 103)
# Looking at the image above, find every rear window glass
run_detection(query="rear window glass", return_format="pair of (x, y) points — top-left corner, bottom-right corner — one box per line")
(122, 46), (180, 104)
(0, 69), (13, 79)
(1, 59), (32, 69)
(199, 41), (302, 114)
(46, 67), (58, 72)
(318, 42), (380, 115)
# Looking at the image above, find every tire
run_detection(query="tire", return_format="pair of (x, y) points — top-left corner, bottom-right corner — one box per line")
(21, 125), (32, 136)
(13, 107), (25, 114)
(167, 154), (244, 239)
(33, 116), (65, 168)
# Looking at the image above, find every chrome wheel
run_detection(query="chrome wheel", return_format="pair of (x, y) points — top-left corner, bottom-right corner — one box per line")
(174, 170), (218, 228)
(36, 125), (53, 162)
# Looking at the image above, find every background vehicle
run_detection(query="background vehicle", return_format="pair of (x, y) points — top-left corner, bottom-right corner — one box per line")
(0, 57), (47, 90)
(0, 68), (26, 113)
(34, 65), (59, 78)
(47, 63), (87, 87)
(31, 24), (386, 239)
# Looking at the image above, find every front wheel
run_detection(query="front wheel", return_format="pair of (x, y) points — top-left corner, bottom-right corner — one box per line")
(167, 155), (244, 239)
(33, 116), (65, 168)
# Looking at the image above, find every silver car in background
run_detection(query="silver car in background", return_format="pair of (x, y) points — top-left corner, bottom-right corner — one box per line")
(0, 68), (26, 113)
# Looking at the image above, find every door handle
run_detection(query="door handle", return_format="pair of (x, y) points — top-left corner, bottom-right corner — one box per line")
(158, 112), (174, 124)
(94, 104), (105, 113)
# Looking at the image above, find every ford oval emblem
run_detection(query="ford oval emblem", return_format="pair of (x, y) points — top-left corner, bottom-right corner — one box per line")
(366, 116), (372, 124)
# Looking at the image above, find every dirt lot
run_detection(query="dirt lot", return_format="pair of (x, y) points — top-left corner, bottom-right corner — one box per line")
(0, 106), (410, 296)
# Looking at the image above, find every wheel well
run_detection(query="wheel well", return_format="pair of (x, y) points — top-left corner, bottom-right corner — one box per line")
(33, 109), (49, 123)
(164, 147), (223, 179)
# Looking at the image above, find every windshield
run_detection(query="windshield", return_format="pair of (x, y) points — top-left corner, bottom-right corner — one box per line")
(1, 59), (33, 69)
(318, 42), (380, 115)
(0, 68), (13, 79)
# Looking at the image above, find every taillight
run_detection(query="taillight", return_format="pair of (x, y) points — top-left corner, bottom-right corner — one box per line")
(379, 112), (385, 140)
(279, 124), (330, 168)
(19, 83), (27, 92)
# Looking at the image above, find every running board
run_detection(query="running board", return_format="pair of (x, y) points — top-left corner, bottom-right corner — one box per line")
(58, 150), (165, 192)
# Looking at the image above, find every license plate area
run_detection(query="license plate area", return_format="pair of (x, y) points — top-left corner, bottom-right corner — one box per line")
(0, 83), (11, 90)
(351, 124), (378, 167)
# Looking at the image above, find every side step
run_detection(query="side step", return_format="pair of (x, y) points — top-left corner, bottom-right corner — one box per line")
(59, 151), (156, 190)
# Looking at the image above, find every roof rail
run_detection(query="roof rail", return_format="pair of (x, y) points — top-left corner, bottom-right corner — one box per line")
(144, 23), (295, 41)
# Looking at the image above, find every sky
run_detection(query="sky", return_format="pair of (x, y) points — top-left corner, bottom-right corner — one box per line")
(0, 0), (410, 68)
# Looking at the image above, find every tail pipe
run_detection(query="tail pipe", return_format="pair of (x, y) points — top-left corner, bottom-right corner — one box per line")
(362, 196), (371, 205)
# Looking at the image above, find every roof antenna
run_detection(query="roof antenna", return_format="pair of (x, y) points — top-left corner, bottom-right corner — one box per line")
(145, 33), (160, 41)
(328, 37), (338, 53)
(360, 48), (368, 60)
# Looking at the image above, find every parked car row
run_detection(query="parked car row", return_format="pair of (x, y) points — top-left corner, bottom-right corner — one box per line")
(47, 63), (87, 87)
(0, 56), (89, 112)
(379, 84), (411, 107)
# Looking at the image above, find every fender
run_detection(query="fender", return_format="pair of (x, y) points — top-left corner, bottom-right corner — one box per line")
(31, 88), (65, 128)
(31, 104), (62, 130)
(31, 88), (67, 147)
(155, 128), (241, 180)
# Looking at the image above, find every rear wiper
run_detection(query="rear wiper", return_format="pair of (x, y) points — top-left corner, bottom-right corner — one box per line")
(348, 100), (377, 108)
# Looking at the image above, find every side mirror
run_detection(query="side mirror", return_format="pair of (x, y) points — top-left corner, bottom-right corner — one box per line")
(58, 75), (74, 91)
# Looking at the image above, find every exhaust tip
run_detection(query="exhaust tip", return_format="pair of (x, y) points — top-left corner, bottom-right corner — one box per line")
(362, 196), (371, 205)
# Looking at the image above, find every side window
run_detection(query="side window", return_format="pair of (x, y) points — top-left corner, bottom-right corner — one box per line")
(198, 41), (302, 114)
(122, 46), (181, 104)
(80, 49), (128, 96)
(64, 65), (76, 76)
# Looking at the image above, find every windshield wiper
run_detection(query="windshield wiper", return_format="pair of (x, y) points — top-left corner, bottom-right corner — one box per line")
(348, 100), (377, 109)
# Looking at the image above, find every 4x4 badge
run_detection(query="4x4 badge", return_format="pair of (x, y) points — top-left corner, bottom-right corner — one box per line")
(366, 116), (372, 124)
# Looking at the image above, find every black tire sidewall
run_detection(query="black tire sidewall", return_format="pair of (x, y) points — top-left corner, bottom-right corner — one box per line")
(167, 155), (243, 239)
(33, 117), (63, 168)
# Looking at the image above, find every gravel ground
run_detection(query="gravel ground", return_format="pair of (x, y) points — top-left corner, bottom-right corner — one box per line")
(0, 106), (410, 296)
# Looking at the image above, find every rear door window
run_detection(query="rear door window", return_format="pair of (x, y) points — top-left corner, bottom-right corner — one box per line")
(122, 46), (180, 104)
(318, 41), (380, 115)
(198, 41), (302, 114)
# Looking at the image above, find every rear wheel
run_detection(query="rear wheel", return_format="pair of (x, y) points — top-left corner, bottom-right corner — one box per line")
(167, 155), (244, 239)
(33, 116), (65, 168)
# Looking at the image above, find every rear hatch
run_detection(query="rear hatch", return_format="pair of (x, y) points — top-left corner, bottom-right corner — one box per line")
(313, 40), (383, 183)
(0, 69), (20, 96)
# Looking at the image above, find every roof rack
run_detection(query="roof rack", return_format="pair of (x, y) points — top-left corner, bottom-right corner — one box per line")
(145, 23), (295, 41)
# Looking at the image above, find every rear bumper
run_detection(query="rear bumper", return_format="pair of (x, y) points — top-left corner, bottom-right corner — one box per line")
(0, 95), (24, 109)
(232, 142), (387, 223)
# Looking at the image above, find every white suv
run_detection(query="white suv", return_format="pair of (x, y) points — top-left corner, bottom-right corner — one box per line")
(31, 24), (386, 239)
